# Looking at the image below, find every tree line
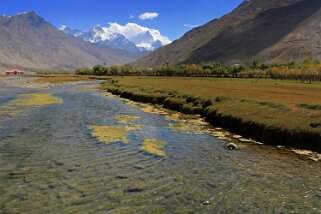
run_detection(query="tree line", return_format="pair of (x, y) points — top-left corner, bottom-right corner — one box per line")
(75, 57), (321, 82)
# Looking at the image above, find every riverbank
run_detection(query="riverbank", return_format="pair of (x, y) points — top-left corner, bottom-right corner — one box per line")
(0, 75), (97, 89)
(102, 77), (321, 152)
(0, 76), (55, 89)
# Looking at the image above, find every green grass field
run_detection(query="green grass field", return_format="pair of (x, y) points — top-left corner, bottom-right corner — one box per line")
(102, 77), (321, 150)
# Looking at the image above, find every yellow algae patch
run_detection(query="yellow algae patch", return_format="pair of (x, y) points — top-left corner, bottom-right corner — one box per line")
(10, 93), (63, 106)
(169, 123), (207, 135)
(115, 115), (140, 125)
(140, 139), (167, 158)
(0, 93), (63, 117)
(90, 125), (142, 144)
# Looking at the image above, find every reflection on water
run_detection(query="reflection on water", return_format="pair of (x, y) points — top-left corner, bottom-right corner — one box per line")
(0, 83), (320, 213)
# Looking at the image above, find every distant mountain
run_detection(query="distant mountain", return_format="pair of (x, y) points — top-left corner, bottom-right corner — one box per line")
(129, 31), (163, 51)
(60, 25), (144, 53)
(0, 12), (142, 71)
(133, 0), (321, 67)
(61, 23), (171, 53)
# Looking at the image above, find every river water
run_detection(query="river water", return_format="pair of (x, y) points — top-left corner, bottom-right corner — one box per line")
(0, 82), (320, 213)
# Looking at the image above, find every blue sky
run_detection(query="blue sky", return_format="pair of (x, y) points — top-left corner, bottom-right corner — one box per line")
(1, 0), (244, 40)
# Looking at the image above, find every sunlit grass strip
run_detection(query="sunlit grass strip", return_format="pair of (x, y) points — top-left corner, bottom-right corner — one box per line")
(140, 139), (167, 158)
(0, 93), (63, 117)
(90, 125), (142, 144)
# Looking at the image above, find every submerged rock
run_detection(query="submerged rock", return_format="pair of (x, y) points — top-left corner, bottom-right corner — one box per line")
(253, 141), (264, 145)
(291, 149), (314, 156)
(134, 165), (145, 170)
(227, 143), (238, 150)
(202, 200), (210, 205)
(308, 157), (319, 162)
(116, 175), (129, 179)
(238, 138), (254, 143)
(125, 187), (145, 193)
(232, 135), (242, 139)
(277, 145), (286, 149)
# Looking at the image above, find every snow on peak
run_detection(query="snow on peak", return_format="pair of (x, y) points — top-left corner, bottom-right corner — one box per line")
(59, 25), (67, 31)
(60, 22), (171, 52)
(106, 22), (171, 50)
(16, 11), (34, 16)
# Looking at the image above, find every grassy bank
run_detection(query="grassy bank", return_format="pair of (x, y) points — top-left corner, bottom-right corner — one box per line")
(102, 77), (321, 152)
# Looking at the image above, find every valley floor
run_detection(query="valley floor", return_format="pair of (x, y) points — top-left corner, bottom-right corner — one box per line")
(102, 76), (321, 152)
(0, 75), (95, 89)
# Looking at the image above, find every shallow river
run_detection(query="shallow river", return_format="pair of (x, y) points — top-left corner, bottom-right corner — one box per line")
(0, 82), (320, 213)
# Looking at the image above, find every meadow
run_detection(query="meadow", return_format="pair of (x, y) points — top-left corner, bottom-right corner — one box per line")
(103, 77), (321, 151)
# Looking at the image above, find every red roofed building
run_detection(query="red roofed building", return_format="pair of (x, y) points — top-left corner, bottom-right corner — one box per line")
(5, 69), (25, 75)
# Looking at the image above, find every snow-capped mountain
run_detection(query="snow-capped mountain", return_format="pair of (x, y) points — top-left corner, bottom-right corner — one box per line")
(60, 23), (172, 53)
(60, 25), (141, 53)
(130, 31), (163, 50)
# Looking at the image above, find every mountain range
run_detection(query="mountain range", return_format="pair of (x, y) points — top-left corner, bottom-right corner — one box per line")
(1, 0), (321, 71)
(134, 0), (321, 67)
(0, 12), (147, 71)
(60, 23), (172, 53)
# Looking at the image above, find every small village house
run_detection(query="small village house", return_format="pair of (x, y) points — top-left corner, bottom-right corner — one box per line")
(5, 69), (25, 75)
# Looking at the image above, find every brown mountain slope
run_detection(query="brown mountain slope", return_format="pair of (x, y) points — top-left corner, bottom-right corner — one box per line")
(0, 12), (141, 71)
(133, 0), (321, 67)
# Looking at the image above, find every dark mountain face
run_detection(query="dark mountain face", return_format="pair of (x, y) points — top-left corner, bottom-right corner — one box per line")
(0, 12), (141, 71)
(133, 0), (321, 67)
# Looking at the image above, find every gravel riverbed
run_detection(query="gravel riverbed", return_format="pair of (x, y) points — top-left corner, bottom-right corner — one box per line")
(0, 76), (54, 89)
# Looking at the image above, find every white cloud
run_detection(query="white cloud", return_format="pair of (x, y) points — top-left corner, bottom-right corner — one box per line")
(184, 24), (199, 28)
(129, 14), (135, 19)
(139, 12), (158, 20)
(105, 22), (171, 50)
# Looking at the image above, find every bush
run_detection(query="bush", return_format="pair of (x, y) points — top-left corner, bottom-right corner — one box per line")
(74, 57), (321, 81)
